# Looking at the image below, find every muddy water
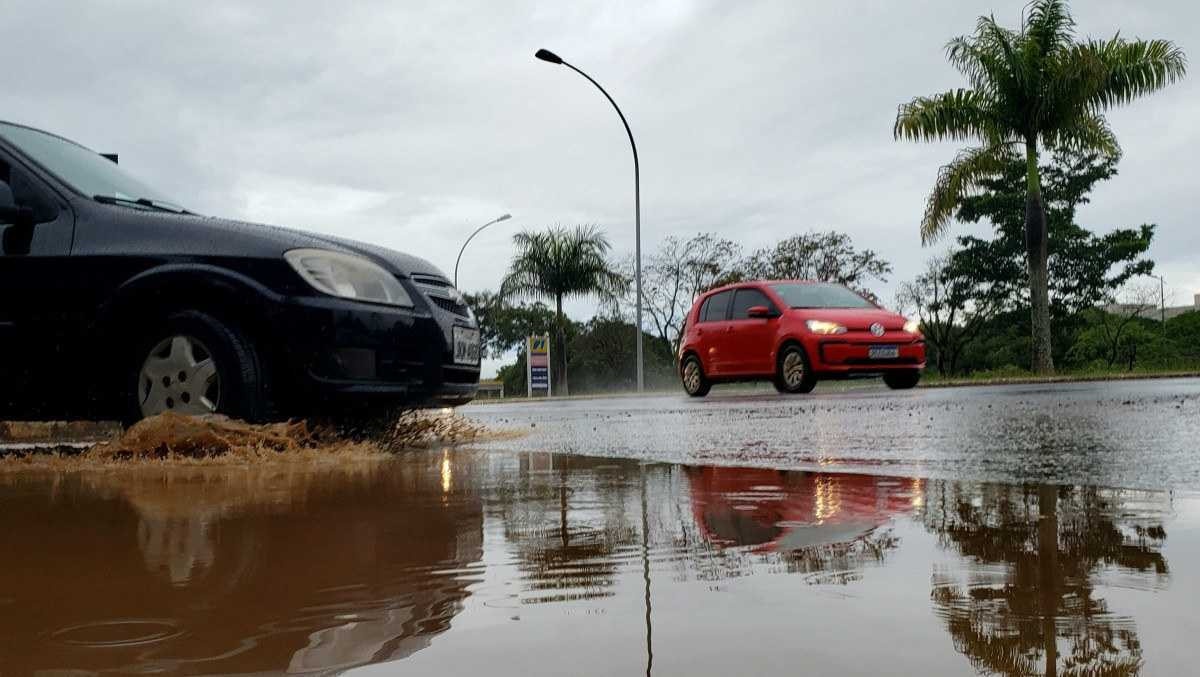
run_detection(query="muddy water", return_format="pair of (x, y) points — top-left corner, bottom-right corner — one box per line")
(1, 452), (1196, 676)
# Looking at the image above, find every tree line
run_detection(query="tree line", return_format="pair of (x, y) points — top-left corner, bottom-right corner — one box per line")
(468, 228), (891, 396)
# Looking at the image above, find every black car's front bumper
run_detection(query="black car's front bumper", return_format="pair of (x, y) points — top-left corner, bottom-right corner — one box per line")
(266, 294), (480, 412)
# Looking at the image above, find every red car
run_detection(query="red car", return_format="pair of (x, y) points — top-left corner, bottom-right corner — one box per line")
(677, 281), (925, 396)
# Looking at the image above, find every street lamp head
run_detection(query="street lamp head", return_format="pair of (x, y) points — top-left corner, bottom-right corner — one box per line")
(496, 213), (512, 222)
(535, 49), (563, 65)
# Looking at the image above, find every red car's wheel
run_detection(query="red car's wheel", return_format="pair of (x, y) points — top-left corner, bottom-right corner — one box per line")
(681, 355), (711, 397)
(774, 344), (816, 394)
(883, 369), (921, 390)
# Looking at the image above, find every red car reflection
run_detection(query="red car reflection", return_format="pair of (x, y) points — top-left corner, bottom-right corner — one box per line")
(687, 467), (921, 553)
(677, 281), (925, 396)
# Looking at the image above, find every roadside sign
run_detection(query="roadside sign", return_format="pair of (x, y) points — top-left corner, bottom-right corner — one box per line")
(527, 334), (551, 398)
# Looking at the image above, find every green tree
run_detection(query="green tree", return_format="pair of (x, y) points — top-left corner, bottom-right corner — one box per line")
(950, 150), (1156, 324)
(464, 291), (557, 359)
(567, 318), (676, 393)
(1166, 311), (1200, 361)
(499, 225), (627, 396)
(895, 0), (1186, 373)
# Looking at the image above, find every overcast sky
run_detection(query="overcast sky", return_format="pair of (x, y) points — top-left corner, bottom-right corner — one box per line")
(4, 0), (1197, 376)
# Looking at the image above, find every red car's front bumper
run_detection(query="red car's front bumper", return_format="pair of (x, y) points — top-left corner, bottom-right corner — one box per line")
(809, 336), (926, 373)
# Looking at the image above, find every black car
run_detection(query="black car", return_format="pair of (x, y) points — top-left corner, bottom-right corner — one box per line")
(0, 121), (480, 423)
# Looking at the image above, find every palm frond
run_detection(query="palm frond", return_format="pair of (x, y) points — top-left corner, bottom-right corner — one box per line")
(1024, 0), (1074, 56)
(1042, 45), (1107, 123)
(921, 144), (1014, 244)
(498, 224), (625, 304)
(1044, 112), (1121, 158)
(1086, 36), (1188, 108)
(894, 89), (1000, 143)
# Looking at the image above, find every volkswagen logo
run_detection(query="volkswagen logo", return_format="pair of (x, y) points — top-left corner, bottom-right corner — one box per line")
(869, 323), (885, 337)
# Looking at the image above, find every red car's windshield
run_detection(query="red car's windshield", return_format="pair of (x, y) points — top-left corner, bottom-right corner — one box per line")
(770, 282), (876, 309)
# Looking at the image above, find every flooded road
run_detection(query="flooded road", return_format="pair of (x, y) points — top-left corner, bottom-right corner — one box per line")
(2, 448), (1197, 675)
(464, 378), (1200, 489)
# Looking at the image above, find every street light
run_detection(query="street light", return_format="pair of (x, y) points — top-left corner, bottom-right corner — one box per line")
(453, 213), (512, 289)
(535, 48), (645, 393)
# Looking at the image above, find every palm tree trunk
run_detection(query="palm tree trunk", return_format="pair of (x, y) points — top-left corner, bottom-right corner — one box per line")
(1024, 139), (1055, 374)
(555, 294), (569, 396)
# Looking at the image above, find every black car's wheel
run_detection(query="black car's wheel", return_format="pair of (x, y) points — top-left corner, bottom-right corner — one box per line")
(680, 355), (711, 397)
(774, 344), (816, 394)
(128, 310), (268, 424)
(883, 369), (921, 390)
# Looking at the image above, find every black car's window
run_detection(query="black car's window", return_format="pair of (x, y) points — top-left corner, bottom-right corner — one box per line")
(0, 157), (54, 219)
(0, 122), (181, 207)
(0, 159), (12, 207)
(730, 288), (775, 319)
(769, 282), (876, 309)
(700, 291), (733, 323)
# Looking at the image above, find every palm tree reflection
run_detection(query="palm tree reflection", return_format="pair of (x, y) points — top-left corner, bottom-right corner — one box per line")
(922, 482), (1170, 676)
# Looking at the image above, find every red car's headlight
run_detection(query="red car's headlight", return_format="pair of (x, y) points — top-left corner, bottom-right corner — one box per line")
(805, 320), (847, 335)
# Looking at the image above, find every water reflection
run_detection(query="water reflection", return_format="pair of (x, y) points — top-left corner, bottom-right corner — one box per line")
(685, 467), (911, 583)
(0, 460), (483, 674)
(921, 482), (1171, 676)
(0, 452), (1186, 676)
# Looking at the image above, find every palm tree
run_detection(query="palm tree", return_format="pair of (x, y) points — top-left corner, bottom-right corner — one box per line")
(895, 0), (1185, 373)
(500, 225), (627, 395)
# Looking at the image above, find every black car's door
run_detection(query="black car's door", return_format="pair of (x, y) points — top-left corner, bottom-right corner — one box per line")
(0, 151), (76, 416)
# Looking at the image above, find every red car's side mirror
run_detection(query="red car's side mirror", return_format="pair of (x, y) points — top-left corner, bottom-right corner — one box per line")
(747, 305), (772, 319)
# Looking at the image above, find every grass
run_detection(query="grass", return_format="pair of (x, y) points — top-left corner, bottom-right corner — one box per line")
(471, 367), (1200, 403)
(920, 366), (1200, 388)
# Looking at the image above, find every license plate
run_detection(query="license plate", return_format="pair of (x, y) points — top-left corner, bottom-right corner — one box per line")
(453, 326), (480, 365)
(868, 345), (899, 359)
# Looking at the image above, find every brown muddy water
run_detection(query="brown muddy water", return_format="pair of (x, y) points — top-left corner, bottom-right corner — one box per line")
(1, 449), (1196, 676)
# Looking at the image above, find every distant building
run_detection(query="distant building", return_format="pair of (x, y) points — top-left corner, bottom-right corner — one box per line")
(1104, 293), (1200, 321)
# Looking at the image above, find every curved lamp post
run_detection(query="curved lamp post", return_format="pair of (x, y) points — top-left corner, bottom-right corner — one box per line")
(454, 213), (512, 289)
(535, 48), (644, 393)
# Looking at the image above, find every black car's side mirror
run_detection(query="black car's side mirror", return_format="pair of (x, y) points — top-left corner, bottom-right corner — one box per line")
(0, 176), (57, 227)
(0, 205), (35, 227)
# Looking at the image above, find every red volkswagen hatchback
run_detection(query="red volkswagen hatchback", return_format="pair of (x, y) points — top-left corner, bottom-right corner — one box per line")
(677, 281), (925, 396)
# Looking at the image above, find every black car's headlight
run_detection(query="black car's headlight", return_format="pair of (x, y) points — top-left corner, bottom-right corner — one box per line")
(284, 248), (413, 307)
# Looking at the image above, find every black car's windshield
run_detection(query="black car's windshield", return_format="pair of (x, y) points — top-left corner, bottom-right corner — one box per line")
(0, 122), (186, 211)
(770, 282), (877, 309)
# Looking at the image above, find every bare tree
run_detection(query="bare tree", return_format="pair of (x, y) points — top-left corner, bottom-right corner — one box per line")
(742, 231), (891, 301)
(619, 234), (741, 353)
(896, 255), (1003, 375)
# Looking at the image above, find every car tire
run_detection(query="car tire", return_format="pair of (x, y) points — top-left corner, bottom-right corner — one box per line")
(883, 369), (921, 390)
(126, 310), (269, 424)
(680, 355), (711, 397)
(774, 344), (816, 394)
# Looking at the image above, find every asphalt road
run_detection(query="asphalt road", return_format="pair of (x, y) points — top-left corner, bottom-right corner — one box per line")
(463, 377), (1200, 490)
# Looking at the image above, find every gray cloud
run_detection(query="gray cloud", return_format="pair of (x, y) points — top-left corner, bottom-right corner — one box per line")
(4, 0), (1197, 374)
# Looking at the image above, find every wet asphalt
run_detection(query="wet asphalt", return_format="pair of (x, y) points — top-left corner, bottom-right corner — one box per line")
(462, 377), (1200, 490)
(5, 379), (1200, 675)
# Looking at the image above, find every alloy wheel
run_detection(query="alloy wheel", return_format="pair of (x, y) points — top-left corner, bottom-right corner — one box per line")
(138, 335), (220, 417)
(683, 359), (703, 394)
(783, 351), (805, 388)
